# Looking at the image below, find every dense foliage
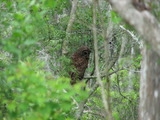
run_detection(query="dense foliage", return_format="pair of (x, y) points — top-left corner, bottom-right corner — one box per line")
(1, 0), (159, 119)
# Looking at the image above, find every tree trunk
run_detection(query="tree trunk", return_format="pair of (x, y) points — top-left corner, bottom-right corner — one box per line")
(140, 47), (160, 120)
(107, 0), (160, 119)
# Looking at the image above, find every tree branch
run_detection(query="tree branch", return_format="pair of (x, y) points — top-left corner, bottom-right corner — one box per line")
(62, 0), (78, 55)
(108, 0), (160, 56)
(92, 0), (109, 118)
(84, 68), (124, 79)
(76, 83), (99, 119)
(119, 25), (142, 48)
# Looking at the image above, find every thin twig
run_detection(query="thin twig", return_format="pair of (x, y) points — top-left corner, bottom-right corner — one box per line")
(116, 73), (132, 103)
(119, 25), (142, 48)
(84, 68), (125, 79)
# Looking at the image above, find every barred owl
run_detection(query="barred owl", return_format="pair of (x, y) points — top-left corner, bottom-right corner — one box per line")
(70, 46), (91, 85)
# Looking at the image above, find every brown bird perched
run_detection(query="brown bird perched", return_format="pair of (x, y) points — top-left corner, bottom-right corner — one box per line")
(69, 46), (91, 85)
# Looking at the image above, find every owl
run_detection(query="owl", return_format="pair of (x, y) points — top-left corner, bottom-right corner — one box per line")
(70, 46), (91, 85)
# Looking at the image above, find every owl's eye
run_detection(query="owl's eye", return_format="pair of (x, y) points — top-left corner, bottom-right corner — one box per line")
(82, 51), (88, 56)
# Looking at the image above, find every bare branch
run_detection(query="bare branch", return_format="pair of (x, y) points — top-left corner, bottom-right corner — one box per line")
(116, 74), (132, 103)
(84, 68), (124, 79)
(83, 110), (105, 118)
(119, 25), (142, 48)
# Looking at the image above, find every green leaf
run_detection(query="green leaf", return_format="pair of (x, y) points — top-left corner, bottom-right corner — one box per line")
(111, 11), (122, 24)
(44, 0), (57, 8)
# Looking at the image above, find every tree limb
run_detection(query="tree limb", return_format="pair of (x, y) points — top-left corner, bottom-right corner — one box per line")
(84, 68), (124, 79)
(108, 0), (160, 56)
(62, 0), (78, 55)
(92, 0), (109, 118)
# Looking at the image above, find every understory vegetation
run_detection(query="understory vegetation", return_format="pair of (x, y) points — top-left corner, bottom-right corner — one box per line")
(0, 0), (160, 120)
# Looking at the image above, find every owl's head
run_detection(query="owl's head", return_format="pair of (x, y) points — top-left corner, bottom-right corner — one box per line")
(78, 46), (91, 59)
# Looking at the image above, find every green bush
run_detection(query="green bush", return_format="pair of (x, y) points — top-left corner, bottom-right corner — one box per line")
(1, 59), (87, 120)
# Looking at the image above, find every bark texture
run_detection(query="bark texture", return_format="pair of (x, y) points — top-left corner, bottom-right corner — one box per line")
(140, 47), (160, 120)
